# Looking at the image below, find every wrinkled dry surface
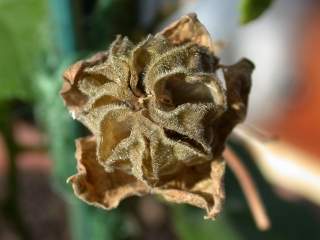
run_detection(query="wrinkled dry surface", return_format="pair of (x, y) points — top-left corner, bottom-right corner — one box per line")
(61, 13), (254, 219)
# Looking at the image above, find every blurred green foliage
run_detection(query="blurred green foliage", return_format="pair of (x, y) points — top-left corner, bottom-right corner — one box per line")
(0, 0), (48, 101)
(239, 0), (274, 24)
(173, 206), (241, 240)
(35, 66), (77, 195)
(76, 0), (139, 51)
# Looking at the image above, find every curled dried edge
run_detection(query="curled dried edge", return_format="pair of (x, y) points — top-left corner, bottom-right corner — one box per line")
(61, 13), (254, 219)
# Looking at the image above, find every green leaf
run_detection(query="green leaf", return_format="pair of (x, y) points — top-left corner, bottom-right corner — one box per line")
(69, 200), (126, 240)
(239, 0), (274, 24)
(173, 206), (242, 240)
(0, 0), (48, 101)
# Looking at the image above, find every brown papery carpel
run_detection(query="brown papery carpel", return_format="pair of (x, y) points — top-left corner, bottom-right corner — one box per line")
(61, 13), (254, 219)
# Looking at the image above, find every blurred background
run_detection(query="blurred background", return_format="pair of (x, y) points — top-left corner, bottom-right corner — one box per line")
(0, 0), (320, 239)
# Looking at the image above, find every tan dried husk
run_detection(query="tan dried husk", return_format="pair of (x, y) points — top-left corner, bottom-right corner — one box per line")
(61, 13), (254, 219)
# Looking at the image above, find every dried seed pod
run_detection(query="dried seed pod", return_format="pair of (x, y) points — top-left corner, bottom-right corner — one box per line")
(61, 13), (254, 219)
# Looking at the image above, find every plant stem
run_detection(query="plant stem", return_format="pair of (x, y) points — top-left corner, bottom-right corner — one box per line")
(224, 146), (271, 231)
